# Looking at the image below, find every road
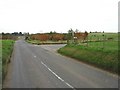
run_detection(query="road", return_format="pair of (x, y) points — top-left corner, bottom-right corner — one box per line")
(3, 40), (118, 88)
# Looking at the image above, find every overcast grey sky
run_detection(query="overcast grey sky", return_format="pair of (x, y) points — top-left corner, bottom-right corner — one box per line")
(0, 0), (119, 33)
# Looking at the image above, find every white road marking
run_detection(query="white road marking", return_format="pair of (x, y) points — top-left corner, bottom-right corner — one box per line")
(34, 45), (39, 46)
(41, 61), (75, 89)
(34, 56), (36, 58)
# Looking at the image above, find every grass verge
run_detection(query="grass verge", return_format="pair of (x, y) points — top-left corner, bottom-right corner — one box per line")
(58, 42), (119, 74)
(26, 40), (67, 45)
(0, 40), (2, 89)
(2, 40), (15, 82)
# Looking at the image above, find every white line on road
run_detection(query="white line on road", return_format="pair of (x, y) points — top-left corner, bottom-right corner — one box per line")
(34, 56), (36, 58)
(41, 61), (75, 89)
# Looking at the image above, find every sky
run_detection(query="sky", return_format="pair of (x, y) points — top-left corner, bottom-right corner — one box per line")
(0, 0), (119, 34)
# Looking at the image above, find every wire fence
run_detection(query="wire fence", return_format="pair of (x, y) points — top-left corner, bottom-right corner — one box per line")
(68, 32), (118, 51)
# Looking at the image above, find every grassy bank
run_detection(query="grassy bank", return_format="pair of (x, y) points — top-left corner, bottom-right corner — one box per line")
(0, 40), (2, 88)
(58, 40), (119, 74)
(2, 40), (15, 81)
(26, 40), (67, 45)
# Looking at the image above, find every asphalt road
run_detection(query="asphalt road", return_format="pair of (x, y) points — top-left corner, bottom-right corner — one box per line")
(3, 40), (118, 88)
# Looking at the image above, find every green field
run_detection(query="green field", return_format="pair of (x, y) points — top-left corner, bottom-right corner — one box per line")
(58, 33), (119, 74)
(88, 33), (118, 41)
(2, 40), (15, 81)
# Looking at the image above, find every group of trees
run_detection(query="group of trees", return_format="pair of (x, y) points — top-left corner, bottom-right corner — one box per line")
(1, 32), (24, 40)
(67, 29), (88, 44)
(2, 32), (23, 36)
(28, 29), (88, 42)
(29, 33), (66, 41)
(1, 30), (89, 42)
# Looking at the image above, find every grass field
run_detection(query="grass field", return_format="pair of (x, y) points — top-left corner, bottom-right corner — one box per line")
(58, 33), (119, 74)
(88, 33), (118, 41)
(2, 40), (15, 81)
